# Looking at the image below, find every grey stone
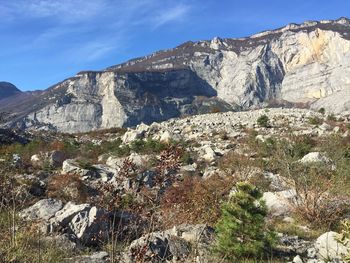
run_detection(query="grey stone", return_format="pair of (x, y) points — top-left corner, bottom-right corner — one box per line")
(314, 232), (349, 262)
(19, 199), (63, 221)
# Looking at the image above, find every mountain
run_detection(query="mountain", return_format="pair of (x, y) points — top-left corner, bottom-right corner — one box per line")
(1, 17), (350, 133)
(0, 82), (22, 100)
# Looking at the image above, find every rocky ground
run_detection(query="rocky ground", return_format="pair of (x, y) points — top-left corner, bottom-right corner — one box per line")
(1, 108), (350, 262)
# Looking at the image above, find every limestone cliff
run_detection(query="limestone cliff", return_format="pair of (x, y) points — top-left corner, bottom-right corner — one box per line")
(1, 18), (350, 133)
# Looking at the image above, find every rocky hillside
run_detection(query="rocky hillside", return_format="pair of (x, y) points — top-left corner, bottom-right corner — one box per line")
(1, 108), (350, 262)
(1, 17), (350, 133)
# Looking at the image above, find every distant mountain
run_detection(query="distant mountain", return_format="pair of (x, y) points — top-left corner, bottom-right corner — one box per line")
(1, 17), (350, 133)
(0, 82), (22, 100)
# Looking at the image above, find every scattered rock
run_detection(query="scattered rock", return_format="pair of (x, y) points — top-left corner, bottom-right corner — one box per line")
(62, 159), (97, 178)
(123, 224), (214, 262)
(67, 251), (109, 263)
(20, 199), (63, 221)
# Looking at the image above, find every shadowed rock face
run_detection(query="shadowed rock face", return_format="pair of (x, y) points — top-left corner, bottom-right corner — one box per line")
(0, 82), (21, 100)
(1, 17), (350, 133)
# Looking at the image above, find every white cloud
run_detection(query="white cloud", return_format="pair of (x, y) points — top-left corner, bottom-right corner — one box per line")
(0, 0), (194, 63)
(152, 4), (191, 29)
(1, 0), (106, 23)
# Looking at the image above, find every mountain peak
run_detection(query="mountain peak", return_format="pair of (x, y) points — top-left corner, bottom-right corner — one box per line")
(0, 82), (22, 100)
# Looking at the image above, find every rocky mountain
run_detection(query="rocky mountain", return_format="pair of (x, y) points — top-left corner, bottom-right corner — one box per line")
(1, 17), (350, 133)
(0, 82), (22, 100)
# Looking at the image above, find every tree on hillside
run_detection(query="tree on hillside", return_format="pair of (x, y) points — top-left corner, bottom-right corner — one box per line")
(214, 182), (275, 261)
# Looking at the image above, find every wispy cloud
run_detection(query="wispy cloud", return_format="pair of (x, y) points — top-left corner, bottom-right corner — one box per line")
(152, 4), (191, 29)
(0, 0), (194, 66)
(2, 0), (106, 23)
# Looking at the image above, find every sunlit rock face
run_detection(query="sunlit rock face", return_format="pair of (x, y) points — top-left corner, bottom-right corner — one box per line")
(2, 18), (350, 133)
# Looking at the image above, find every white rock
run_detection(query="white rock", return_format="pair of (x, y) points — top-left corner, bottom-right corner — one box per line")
(69, 206), (110, 245)
(30, 154), (41, 166)
(299, 152), (331, 164)
(262, 189), (296, 217)
(201, 145), (217, 162)
(122, 129), (143, 143)
(315, 231), (349, 262)
(20, 199), (63, 221)
(62, 159), (95, 178)
(51, 202), (90, 227)
(160, 130), (173, 143)
(106, 153), (147, 170)
(293, 255), (303, 263)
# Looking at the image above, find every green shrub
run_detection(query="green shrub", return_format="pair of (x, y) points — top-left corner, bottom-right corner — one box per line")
(213, 182), (275, 261)
(327, 114), (337, 122)
(318, 108), (326, 115)
(257, 115), (269, 128)
(129, 138), (166, 154)
(288, 136), (315, 159)
(308, 116), (323, 125)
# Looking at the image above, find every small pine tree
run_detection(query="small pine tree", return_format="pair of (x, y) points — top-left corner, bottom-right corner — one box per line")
(257, 115), (269, 128)
(214, 182), (275, 261)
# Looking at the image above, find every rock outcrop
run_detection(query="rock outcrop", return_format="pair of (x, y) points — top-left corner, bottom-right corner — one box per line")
(2, 18), (350, 133)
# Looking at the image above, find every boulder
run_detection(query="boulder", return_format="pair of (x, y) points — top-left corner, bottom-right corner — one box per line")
(314, 232), (349, 262)
(293, 255), (303, 263)
(201, 145), (217, 162)
(124, 232), (190, 262)
(122, 129), (143, 143)
(69, 206), (110, 245)
(31, 154), (41, 166)
(49, 150), (66, 167)
(19, 199), (63, 221)
(262, 189), (296, 217)
(62, 159), (96, 178)
(31, 151), (66, 168)
(123, 224), (214, 262)
(91, 164), (117, 182)
(106, 153), (147, 170)
(299, 152), (331, 164)
(50, 202), (91, 228)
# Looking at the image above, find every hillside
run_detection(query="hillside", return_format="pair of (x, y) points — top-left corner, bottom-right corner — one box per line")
(1, 108), (350, 262)
(0, 82), (22, 100)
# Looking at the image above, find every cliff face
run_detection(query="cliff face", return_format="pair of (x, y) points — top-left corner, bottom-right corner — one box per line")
(2, 18), (350, 133)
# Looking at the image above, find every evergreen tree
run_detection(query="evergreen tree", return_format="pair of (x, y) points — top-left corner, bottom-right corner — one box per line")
(214, 182), (275, 260)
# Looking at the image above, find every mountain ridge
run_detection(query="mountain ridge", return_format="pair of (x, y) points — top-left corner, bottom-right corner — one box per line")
(1, 17), (350, 133)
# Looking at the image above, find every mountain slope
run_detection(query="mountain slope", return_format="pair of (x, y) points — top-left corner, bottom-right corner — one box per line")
(0, 82), (22, 100)
(1, 17), (350, 133)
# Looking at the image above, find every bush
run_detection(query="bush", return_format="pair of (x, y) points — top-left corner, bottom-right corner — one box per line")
(129, 138), (166, 154)
(327, 114), (337, 122)
(308, 116), (323, 125)
(161, 175), (234, 228)
(213, 182), (275, 260)
(318, 108), (326, 115)
(257, 115), (269, 128)
(47, 174), (90, 203)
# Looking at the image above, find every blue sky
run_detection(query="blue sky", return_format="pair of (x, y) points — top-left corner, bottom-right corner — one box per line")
(1, 0), (350, 91)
